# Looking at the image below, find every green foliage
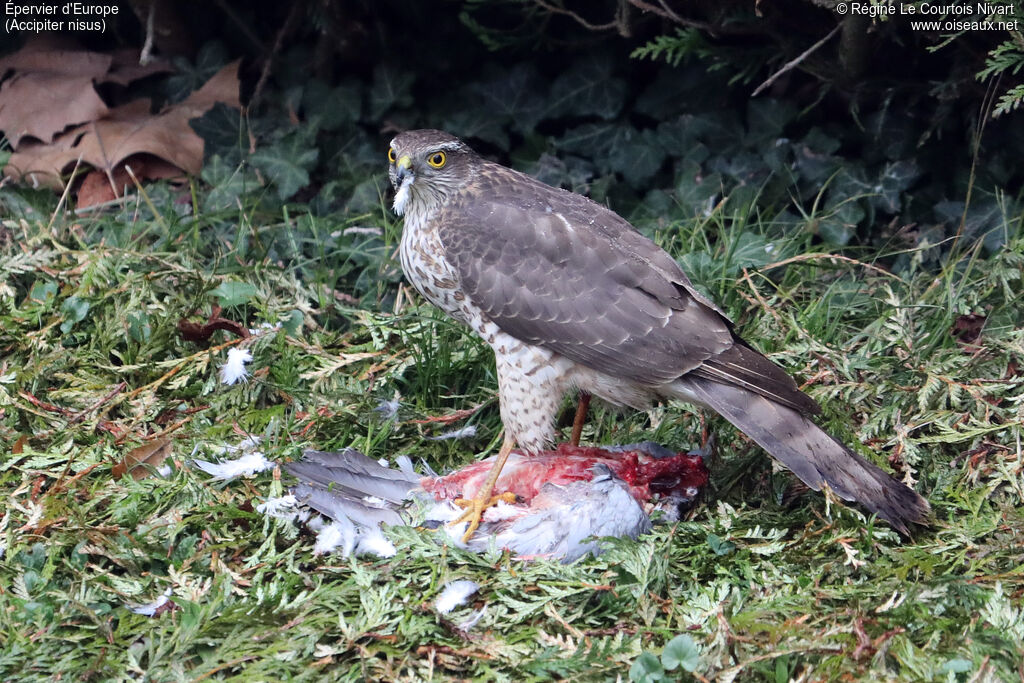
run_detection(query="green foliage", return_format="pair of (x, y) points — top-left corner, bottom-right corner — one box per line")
(975, 35), (1024, 117)
(1, 171), (1022, 679)
(662, 634), (701, 673)
(630, 28), (710, 67)
(2, 6), (1024, 679)
(209, 281), (258, 307)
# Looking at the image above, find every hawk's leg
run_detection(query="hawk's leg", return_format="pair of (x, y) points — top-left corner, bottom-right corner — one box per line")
(569, 392), (592, 447)
(450, 432), (518, 543)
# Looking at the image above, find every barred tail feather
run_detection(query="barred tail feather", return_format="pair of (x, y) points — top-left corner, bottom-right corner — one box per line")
(675, 378), (931, 535)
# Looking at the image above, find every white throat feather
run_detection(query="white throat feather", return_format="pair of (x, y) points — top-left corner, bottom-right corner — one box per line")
(393, 175), (414, 215)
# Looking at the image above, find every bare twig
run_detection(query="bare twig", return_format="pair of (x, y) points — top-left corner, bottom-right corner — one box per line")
(532, 0), (620, 32)
(752, 24), (840, 97)
(626, 0), (716, 32)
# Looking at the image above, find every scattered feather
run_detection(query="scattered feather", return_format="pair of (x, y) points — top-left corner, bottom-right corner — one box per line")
(192, 450), (274, 480)
(395, 455), (415, 475)
(219, 347), (253, 385)
(458, 605), (487, 631)
(314, 518), (356, 556)
(356, 527), (397, 558)
(374, 397), (401, 419)
(129, 588), (172, 616)
(343, 226), (384, 236)
(436, 580), (479, 614)
(427, 425), (477, 441)
(257, 495), (300, 520)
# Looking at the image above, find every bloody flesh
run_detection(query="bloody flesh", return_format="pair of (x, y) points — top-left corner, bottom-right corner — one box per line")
(422, 443), (708, 504)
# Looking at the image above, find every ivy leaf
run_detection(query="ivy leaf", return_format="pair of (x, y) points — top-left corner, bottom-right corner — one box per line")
(127, 312), (152, 343)
(443, 109), (510, 151)
(202, 154), (254, 211)
(657, 116), (710, 161)
(675, 168), (721, 218)
(874, 160), (920, 213)
(818, 198), (865, 246)
(250, 131), (319, 200)
(556, 122), (617, 158)
(559, 124), (666, 188)
(544, 55), (626, 121)
(303, 80), (361, 131)
(628, 652), (665, 683)
(210, 281), (257, 307)
(470, 64), (546, 133)
(60, 296), (90, 334)
(662, 634), (700, 672)
(746, 98), (796, 144)
(685, 110), (744, 153)
(707, 533), (735, 556)
(347, 176), (386, 214)
(940, 659), (974, 675)
(368, 65), (415, 120)
(729, 231), (780, 271)
(635, 67), (707, 119)
(190, 102), (248, 167)
(280, 310), (304, 337)
(28, 280), (58, 305)
(165, 41), (230, 103)
(608, 128), (666, 187)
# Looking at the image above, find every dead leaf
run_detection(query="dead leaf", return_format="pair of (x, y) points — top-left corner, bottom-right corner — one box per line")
(0, 71), (110, 148)
(4, 61), (240, 190)
(75, 155), (184, 209)
(101, 49), (174, 86)
(0, 37), (115, 148)
(112, 438), (173, 480)
(12, 434), (28, 454)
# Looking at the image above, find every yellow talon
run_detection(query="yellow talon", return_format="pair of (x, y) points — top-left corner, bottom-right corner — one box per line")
(450, 492), (518, 543)
(445, 433), (517, 544)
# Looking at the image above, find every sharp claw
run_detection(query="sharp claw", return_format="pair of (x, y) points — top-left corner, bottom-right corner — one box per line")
(449, 492), (518, 543)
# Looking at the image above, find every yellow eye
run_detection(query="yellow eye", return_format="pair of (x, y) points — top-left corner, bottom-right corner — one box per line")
(388, 147), (396, 163)
(427, 151), (446, 168)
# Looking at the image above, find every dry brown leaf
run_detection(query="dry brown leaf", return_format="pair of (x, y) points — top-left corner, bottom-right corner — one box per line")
(101, 48), (174, 86)
(0, 71), (110, 148)
(0, 38), (113, 77)
(75, 155), (185, 209)
(0, 37), (116, 148)
(5, 61), (241, 191)
(112, 438), (173, 480)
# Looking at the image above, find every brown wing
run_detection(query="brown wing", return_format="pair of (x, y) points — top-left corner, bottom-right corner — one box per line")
(437, 163), (819, 415)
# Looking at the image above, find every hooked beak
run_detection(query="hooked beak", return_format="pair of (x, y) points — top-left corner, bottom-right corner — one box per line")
(394, 155), (413, 187)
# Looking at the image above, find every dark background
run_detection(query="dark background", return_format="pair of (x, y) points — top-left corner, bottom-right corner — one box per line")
(3, 0), (1021, 265)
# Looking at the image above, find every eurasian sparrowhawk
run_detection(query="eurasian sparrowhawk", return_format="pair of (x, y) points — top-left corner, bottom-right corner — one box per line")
(387, 129), (930, 540)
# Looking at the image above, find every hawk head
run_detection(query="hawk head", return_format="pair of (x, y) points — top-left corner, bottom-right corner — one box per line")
(388, 129), (475, 215)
